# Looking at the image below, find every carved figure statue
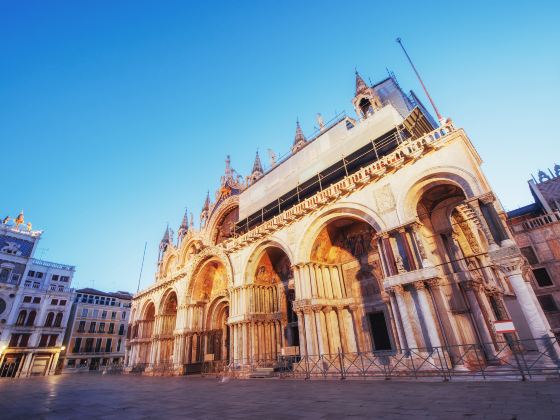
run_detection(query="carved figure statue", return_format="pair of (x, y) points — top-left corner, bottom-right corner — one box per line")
(395, 255), (406, 273)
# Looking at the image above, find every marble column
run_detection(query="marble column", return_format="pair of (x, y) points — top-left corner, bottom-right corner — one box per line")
(499, 259), (555, 349)
(296, 310), (307, 356)
(314, 307), (330, 355)
(303, 308), (319, 356)
(413, 281), (442, 348)
(468, 199), (499, 251)
(462, 281), (497, 357)
(391, 285), (418, 349)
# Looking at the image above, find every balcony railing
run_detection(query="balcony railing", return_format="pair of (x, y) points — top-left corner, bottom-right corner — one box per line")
(511, 211), (560, 233)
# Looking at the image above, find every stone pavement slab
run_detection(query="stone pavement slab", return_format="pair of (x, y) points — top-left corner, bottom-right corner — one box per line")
(0, 375), (559, 419)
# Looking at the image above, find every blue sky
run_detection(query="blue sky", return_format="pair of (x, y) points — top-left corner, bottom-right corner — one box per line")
(1, 1), (559, 293)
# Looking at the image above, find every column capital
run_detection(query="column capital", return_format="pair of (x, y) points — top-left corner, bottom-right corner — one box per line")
(389, 284), (404, 295)
(412, 281), (426, 290)
(478, 192), (496, 205)
(426, 278), (441, 289)
(323, 306), (333, 314)
(303, 307), (314, 316)
(463, 280), (484, 292)
(496, 257), (524, 277)
(311, 304), (323, 312)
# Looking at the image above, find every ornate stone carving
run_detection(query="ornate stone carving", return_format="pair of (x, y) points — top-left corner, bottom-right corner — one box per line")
(375, 184), (396, 214)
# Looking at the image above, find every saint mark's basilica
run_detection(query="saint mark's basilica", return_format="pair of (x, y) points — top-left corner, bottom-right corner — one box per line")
(125, 71), (556, 376)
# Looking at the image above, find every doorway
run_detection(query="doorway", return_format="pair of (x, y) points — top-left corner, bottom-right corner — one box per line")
(368, 311), (392, 351)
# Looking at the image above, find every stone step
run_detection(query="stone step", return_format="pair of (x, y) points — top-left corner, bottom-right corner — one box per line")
(248, 367), (276, 378)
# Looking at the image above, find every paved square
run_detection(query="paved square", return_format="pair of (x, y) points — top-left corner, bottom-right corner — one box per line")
(0, 375), (559, 419)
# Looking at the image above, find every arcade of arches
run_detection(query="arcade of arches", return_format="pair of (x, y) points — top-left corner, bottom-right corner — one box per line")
(128, 179), (555, 373)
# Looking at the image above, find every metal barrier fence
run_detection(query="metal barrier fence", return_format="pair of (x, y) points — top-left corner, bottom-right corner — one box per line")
(200, 337), (560, 381)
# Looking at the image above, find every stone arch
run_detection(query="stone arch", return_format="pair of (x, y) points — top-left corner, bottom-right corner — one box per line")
(159, 287), (179, 314)
(243, 238), (295, 285)
(398, 167), (483, 222)
(204, 195), (239, 245)
(178, 237), (204, 267)
(296, 202), (385, 263)
(162, 254), (178, 277)
(140, 299), (156, 320)
(186, 246), (234, 299)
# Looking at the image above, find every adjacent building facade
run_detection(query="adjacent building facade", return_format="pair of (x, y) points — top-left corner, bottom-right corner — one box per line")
(126, 73), (556, 375)
(62, 288), (132, 372)
(508, 166), (560, 338)
(0, 213), (75, 377)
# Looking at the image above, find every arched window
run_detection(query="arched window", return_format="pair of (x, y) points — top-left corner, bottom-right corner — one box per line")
(54, 313), (63, 327)
(16, 310), (27, 326)
(26, 310), (37, 326)
(118, 324), (125, 335)
(45, 312), (54, 327)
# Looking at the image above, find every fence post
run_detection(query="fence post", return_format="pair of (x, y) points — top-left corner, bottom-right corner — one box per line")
(506, 337), (527, 381)
(435, 347), (448, 382)
(339, 349), (345, 380)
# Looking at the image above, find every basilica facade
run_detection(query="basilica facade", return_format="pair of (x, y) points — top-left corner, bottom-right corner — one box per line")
(126, 73), (554, 375)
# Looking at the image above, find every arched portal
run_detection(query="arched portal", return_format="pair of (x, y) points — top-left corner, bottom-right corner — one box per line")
(158, 291), (178, 365)
(185, 258), (230, 370)
(415, 182), (502, 361)
(309, 217), (393, 353)
(137, 302), (155, 365)
(251, 246), (298, 359)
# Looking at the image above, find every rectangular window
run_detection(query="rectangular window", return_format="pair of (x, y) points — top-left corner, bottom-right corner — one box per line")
(39, 334), (49, 347)
(538, 295), (559, 312)
(28, 271), (35, 277)
(89, 321), (96, 333)
(58, 286), (64, 292)
(23, 296), (32, 303)
(60, 276), (69, 282)
(52, 274), (59, 281)
(99, 322), (105, 333)
(73, 337), (82, 353)
(95, 338), (102, 353)
(78, 321), (86, 332)
(67, 359), (75, 367)
(0, 268), (11, 282)
(521, 247), (539, 265)
(85, 338), (94, 352)
(48, 334), (57, 347)
(49, 285), (57, 291)
(24, 280), (31, 287)
(101, 310), (107, 319)
(533, 268), (554, 287)
(105, 338), (112, 353)
(11, 273), (20, 283)
(111, 311), (116, 320)
(81, 308), (88, 317)
(9, 334), (20, 347)
(36, 272), (44, 279)
(32, 282), (40, 289)
(19, 334), (30, 347)
(93, 309), (99, 318)
(51, 299), (58, 305)
(59, 300), (66, 306)
(32, 297), (41, 304)
(117, 339), (122, 352)
(108, 323), (114, 334)
(122, 311), (127, 320)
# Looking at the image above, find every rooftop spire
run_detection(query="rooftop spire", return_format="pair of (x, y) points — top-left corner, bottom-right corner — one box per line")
(161, 224), (171, 244)
(180, 208), (188, 229)
(355, 70), (368, 95)
(252, 150), (263, 175)
(202, 190), (210, 211)
(292, 120), (307, 153)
